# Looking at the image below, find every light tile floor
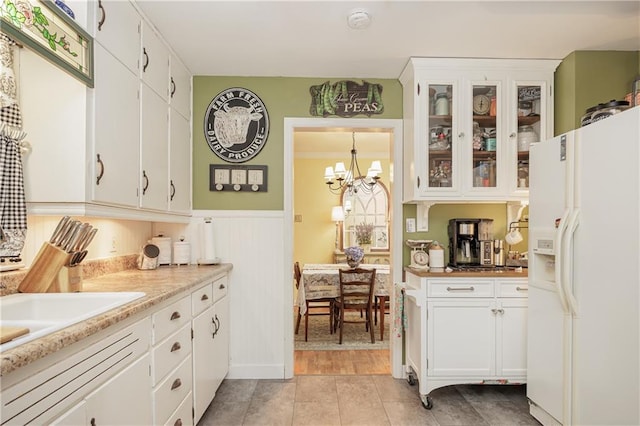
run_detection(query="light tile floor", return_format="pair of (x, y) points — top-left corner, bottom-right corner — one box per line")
(198, 376), (540, 426)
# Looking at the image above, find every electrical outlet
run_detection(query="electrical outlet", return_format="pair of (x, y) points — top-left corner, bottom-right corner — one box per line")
(294, 214), (303, 223)
(110, 236), (117, 253)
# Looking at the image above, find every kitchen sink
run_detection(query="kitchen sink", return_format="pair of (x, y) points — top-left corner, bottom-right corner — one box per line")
(0, 292), (145, 352)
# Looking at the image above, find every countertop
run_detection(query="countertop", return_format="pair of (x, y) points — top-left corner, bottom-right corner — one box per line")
(405, 266), (528, 278)
(1, 264), (232, 376)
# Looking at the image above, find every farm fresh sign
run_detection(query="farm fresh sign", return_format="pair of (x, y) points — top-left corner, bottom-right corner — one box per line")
(309, 80), (384, 117)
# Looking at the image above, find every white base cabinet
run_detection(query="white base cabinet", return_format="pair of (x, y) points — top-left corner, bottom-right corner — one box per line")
(404, 272), (528, 409)
(193, 274), (229, 423)
(2, 271), (231, 426)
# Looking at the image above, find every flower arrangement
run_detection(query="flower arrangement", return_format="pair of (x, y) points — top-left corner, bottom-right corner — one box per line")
(344, 246), (364, 268)
(355, 222), (374, 245)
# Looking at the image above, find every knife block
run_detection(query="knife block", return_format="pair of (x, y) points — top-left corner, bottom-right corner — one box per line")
(49, 265), (83, 293)
(18, 242), (72, 293)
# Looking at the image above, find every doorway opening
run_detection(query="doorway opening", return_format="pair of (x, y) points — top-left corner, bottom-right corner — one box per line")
(283, 117), (403, 378)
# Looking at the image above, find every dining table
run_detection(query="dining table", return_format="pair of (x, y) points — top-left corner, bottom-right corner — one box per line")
(297, 263), (391, 341)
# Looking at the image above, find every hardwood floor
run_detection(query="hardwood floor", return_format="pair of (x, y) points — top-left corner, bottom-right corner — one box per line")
(294, 349), (391, 375)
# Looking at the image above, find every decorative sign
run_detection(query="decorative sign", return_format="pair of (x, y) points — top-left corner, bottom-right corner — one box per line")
(309, 80), (384, 117)
(0, 0), (94, 87)
(210, 164), (268, 192)
(203, 87), (269, 163)
(518, 86), (541, 101)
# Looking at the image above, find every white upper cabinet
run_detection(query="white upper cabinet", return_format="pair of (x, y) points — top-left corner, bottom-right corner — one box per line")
(93, 0), (140, 74)
(92, 43), (140, 208)
(400, 58), (559, 203)
(170, 54), (192, 119)
(169, 111), (192, 213)
(140, 85), (169, 211)
(140, 21), (170, 101)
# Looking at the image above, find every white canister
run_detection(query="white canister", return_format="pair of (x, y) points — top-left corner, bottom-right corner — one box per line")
(428, 241), (445, 269)
(173, 240), (191, 265)
(434, 93), (449, 115)
(151, 236), (172, 265)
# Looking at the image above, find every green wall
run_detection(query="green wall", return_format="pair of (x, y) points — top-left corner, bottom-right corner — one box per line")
(401, 203), (528, 268)
(555, 51), (639, 134)
(192, 77), (402, 210)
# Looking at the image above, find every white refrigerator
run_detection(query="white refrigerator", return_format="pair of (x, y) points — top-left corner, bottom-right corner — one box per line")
(527, 107), (639, 425)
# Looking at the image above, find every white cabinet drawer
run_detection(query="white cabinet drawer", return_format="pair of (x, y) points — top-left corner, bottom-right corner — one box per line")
(153, 296), (191, 344)
(152, 324), (192, 386)
(212, 275), (228, 303)
(164, 392), (193, 426)
(191, 283), (213, 316)
(497, 281), (528, 298)
(154, 355), (192, 425)
(428, 280), (494, 298)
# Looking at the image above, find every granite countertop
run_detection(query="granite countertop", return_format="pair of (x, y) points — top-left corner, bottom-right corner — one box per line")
(1, 264), (232, 376)
(405, 266), (528, 278)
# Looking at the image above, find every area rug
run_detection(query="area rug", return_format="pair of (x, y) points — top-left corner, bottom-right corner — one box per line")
(294, 310), (390, 351)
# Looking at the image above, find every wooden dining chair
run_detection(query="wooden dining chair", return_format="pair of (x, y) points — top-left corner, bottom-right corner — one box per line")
(293, 262), (334, 342)
(333, 267), (376, 344)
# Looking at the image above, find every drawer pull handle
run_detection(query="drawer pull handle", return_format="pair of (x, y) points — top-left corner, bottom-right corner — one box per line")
(491, 308), (505, 315)
(174, 419), (183, 426)
(201, 294), (209, 301)
(446, 286), (475, 292)
(219, 283), (226, 290)
(91, 418), (97, 426)
(171, 378), (182, 390)
(170, 311), (181, 320)
(516, 286), (528, 291)
(170, 342), (181, 352)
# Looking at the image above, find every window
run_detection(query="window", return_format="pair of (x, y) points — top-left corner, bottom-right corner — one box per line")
(341, 179), (389, 250)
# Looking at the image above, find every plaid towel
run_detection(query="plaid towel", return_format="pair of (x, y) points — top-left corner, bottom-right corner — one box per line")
(0, 34), (27, 257)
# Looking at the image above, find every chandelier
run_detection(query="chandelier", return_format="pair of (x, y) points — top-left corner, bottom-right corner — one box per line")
(324, 132), (382, 195)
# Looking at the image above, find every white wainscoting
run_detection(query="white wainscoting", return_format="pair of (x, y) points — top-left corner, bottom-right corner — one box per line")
(157, 210), (289, 379)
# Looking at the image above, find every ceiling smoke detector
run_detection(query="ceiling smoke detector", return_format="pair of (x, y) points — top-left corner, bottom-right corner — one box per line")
(347, 10), (371, 30)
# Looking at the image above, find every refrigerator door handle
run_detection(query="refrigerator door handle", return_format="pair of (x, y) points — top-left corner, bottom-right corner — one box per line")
(554, 208), (571, 313)
(562, 208), (580, 317)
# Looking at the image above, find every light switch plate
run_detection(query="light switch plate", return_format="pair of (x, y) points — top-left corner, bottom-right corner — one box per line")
(406, 218), (416, 233)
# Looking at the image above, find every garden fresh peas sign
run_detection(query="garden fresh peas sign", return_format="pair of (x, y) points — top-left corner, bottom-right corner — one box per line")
(309, 80), (384, 117)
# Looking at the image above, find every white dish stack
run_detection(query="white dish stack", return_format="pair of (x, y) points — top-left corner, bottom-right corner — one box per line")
(151, 236), (172, 265)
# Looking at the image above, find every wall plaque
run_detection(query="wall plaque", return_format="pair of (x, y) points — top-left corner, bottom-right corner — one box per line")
(309, 80), (383, 117)
(203, 87), (269, 163)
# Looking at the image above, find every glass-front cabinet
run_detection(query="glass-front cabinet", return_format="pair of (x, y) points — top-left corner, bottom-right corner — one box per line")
(401, 58), (559, 203)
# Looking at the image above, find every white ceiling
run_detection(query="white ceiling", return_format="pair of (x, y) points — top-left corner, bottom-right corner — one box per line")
(136, 0), (639, 79)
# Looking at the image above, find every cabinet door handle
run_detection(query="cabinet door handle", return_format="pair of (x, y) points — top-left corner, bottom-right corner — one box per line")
(215, 314), (221, 333)
(446, 286), (474, 292)
(143, 47), (149, 72)
(170, 77), (176, 97)
(416, 175), (421, 189)
(516, 286), (528, 292)
(142, 170), (149, 195)
(170, 311), (181, 320)
(201, 293), (209, 301)
(458, 132), (465, 138)
(97, 0), (105, 31)
(170, 180), (176, 200)
(510, 132), (517, 138)
(170, 342), (181, 352)
(171, 378), (182, 390)
(211, 315), (218, 337)
(491, 308), (498, 314)
(497, 308), (505, 315)
(174, 419), (183, 426)
(96, 154), (104, 185)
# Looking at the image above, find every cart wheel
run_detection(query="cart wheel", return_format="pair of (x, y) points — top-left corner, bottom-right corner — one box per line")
(407, 372), (417, 386)
(421, 396), (433, 410)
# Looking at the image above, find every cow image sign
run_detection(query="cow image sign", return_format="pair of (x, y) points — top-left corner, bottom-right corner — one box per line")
(204, 88), (269, 163)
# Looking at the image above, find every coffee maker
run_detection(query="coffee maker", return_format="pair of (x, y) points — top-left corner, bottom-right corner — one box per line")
(448, 218), (494, 267)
